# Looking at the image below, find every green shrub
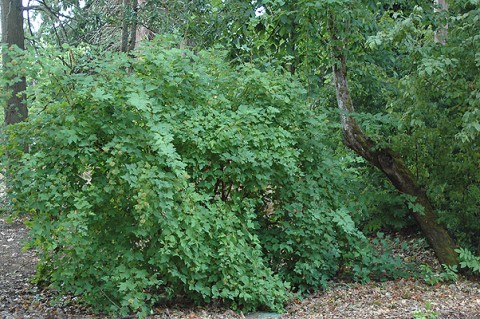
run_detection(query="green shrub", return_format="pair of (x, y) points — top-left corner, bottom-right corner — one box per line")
(1, 39), (401, 316)
(2, 43), (291, 316)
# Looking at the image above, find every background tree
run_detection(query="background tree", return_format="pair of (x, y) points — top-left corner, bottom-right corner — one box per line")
(27, 0), (204, 49)
(1, 0), (28, 125)
(327, 6), (458, 266)
(434, 0), (448, 44)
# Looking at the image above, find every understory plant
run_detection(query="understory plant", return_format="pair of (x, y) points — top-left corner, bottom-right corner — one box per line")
(420, 264), (458, 286)
(413, 302), (439, 319)
(455, 248), (480, 275)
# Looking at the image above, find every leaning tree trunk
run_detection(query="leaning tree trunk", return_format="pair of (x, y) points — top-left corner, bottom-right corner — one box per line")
(1, 0), (28, 125)
(330, 40), (458, 266)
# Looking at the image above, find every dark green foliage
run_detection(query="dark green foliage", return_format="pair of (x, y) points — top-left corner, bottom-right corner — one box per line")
(455, 248), (480, 275)
(420, 264), (458, 285)
(1, 0), (479, 316)
(1, 39), (402, 316)
(374, 4), (480, 250)
(345, 233), (412, 283)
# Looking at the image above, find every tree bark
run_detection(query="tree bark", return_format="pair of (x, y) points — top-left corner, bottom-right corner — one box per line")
(434, 0), (448, 44)
(1, 0), (28, 125)
(133, 0), (153, 49)
(120, 0), (150, 52)
(120, 0), (131, 52)
(127, 0), (138, 51)
(330, 43), (458, 266)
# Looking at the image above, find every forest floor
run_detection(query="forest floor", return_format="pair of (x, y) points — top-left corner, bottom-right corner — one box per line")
(2, 216), (479, 319)
(1, 177), (479, 319)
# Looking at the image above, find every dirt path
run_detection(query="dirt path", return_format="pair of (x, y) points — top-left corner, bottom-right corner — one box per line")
(0, 217), (37, 318)
(0, 216), (479, 318)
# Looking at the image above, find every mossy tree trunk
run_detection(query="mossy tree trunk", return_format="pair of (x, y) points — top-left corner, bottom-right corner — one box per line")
(330, 42), (458, 266)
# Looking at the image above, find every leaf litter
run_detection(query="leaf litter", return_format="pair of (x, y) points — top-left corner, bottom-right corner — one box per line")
(1, 216), (479, 319)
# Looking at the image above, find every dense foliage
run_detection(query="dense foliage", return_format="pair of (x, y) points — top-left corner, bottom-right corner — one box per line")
(208, 0), (480, 252)
(0, 40), (409, 316)
(368, 2), (480, 249)
(2, 0), (480, 317)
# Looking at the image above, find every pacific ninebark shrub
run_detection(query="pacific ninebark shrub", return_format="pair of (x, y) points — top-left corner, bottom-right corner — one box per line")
(1, 40), (396, 317)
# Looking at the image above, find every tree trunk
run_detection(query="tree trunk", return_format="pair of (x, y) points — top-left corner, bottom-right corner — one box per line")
(1, 0), (28, 125)
(134, 0), (153, 49)
(434, 0), (448, 44)
(120, 0), (131, 52)
(120, 0), (150, 52)
(331, 45), (458, 266)
(127, 0), (138, 51)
